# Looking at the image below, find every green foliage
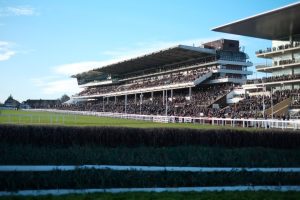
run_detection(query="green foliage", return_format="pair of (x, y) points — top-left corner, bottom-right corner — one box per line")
(60, 95), (70, 103)
(2, 144), (300, 167)
(0, 191), (300, 200)
(1, 191), (300, 200)
(1, 124), (300, 149)
(1, 170), (300, 191)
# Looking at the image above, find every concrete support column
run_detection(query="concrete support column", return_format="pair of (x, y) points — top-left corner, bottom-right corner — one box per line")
(125, 95), (127, 114)
(115, 96), (117, 104)
(171, 89), (173, 99)
(107, 96), (109, 104)
(140, 93), (143, 114)
(163, 90), (165, 105)
(135, 93), (137, 104)
(189, 87), (192, 100)
(165, 90), (168, 116)
(102, 96), (105, 112)
(151, 92), (154, 101)
(289, 34), (293, 45)
(140, 93), (143, 104)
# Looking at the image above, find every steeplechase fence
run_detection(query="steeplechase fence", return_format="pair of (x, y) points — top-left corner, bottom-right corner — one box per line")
(0, 109), (296, 130)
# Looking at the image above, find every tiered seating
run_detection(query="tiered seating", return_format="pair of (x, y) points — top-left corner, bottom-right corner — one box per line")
(76, 67), (216, 97)
(60, 84), (233, 117)
(227, 89), (294, 118)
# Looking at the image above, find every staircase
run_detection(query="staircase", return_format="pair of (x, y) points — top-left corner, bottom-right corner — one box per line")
(208, 90), (231, 109)
(265, 97), (292, 117)
(193, 71), (212, 85)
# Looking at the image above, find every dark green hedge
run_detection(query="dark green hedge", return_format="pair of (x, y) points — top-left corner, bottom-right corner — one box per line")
(1, 170), (300, 191)
(1, 191), (300, 200)
(1, 125), (300, 148)
(2, 144), (300, 167)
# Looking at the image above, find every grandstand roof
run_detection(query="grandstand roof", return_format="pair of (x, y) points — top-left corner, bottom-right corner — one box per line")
(73, 45), (216, 77)
(212, 2), (300, 41)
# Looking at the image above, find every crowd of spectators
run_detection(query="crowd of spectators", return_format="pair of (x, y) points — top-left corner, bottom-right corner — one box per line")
(274, 58), (300, 66)
(226, 89), (296, 119)
(58, 84), (233, 117)
(77, 67), (216, 97)
(57, 83), (300, 119)
(290, 89), (300, 108)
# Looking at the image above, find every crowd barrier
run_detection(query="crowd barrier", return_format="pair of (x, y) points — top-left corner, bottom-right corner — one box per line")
(23, 109), (300, 130)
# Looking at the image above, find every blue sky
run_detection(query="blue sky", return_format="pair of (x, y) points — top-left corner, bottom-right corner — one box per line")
(0, 0), (298, 103)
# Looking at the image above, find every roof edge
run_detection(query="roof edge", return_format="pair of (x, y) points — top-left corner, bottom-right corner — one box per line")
(211, 2), (300, 31)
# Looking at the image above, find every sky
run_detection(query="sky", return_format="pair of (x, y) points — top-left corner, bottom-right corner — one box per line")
(0, 0), (298, 103)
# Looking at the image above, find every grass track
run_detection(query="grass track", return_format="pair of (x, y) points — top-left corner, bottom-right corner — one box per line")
(0, 110), (238, 130)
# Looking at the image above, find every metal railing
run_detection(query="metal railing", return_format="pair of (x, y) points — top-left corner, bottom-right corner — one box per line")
(256, 42), (300, 55)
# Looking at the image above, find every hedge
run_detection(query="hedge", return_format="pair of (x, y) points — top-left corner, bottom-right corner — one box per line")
(0, 125), (300, 148)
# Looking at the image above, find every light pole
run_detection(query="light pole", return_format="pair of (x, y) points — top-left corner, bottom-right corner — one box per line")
(125, 94), (127, 114)
(102, 96), (105, 112)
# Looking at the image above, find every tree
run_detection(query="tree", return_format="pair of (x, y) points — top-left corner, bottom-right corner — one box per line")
(60, 94), (70, 103)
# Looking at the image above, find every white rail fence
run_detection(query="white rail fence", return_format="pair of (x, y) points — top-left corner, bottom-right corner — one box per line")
(2, 186), (300, 196)
(1, 165), (300, 173)
(1, 109), (300, 130)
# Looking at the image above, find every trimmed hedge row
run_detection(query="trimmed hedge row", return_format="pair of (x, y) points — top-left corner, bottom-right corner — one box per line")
(1, 191), (300, 200)
(1, 125), (300, 148)
(2, 144), (300, 167)
(1, 170), (300, 191)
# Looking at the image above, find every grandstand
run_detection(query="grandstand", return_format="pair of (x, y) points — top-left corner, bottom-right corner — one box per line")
(69, 39), (253, 118)
(57, 2), (300, 121)
(213, 2), (300, 119)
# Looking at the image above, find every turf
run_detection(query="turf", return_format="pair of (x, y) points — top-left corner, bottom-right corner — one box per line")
(0, 109), (241, 130)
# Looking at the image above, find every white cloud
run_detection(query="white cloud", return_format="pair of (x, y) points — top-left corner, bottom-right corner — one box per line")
(54, 61), (111, 76)
(0, 41), (16, 61)
(43, 79), (81, 95)
(99, 35), (243, 61)
(54, 35), (244, 77)
(0, 6), (38, 16)
(31, 77), (81, 95)
(31, 76), (61, 87)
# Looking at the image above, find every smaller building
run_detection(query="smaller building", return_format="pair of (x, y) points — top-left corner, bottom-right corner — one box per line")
(3, 95), (20, 109)
(23, 99), (61, 109)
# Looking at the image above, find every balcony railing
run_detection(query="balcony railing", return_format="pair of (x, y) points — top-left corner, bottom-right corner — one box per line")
(256, 59), (300, 70)
(256, 42), (300, 55)
(246, 74), (300, 85)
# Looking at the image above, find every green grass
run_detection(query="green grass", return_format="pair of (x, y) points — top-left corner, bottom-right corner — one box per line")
(0, 110), (238, 130)
(1, 110), (299, 198)
(1, 191), (300, 200)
